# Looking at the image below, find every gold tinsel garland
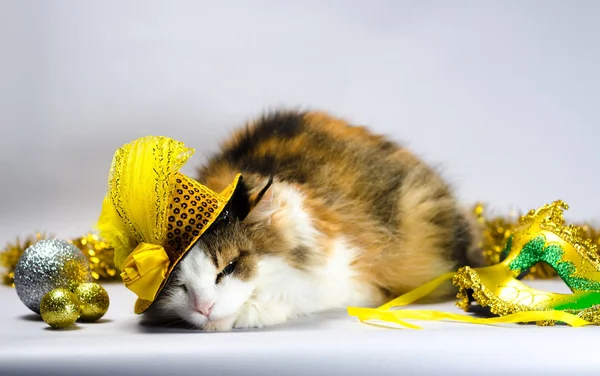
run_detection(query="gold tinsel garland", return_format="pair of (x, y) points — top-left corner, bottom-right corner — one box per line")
(1, 203), (599, 286)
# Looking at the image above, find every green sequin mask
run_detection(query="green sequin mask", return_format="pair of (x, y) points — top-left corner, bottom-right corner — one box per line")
(453, 200), (600, 325)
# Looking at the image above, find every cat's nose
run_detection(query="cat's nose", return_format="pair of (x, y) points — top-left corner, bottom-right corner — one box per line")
(195, 301), (214, 317)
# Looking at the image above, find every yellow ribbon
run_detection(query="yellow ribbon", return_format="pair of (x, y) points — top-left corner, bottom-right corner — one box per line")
(120, 242), (170, 301)
(347, 272), (593, 329)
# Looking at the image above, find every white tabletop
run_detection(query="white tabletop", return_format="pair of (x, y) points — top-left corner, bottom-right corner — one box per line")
(1, 279), (599, 376)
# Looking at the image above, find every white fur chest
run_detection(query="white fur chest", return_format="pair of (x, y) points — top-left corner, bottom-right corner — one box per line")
(251, 237), (376, 320)
(232, 183), (378, 329)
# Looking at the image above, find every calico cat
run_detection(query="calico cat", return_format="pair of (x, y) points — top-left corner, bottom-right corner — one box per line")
(141, 110), (483, 331)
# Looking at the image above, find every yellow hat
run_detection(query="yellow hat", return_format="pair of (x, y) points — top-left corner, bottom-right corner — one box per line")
(96, 135), (241, 313)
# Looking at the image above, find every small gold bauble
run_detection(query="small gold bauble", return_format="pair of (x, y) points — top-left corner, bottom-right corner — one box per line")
(74, 282), (110, 321)
(40, 288), (81, 329)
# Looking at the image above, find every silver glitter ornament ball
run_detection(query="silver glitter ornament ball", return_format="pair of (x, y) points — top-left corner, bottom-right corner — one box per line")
(14, 239), (92, 314)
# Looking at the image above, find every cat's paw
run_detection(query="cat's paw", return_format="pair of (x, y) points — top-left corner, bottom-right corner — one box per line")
(202, 316), (236, 332)
(233, 302), (288, 329)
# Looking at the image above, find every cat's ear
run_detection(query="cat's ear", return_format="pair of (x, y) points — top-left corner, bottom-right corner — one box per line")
(228, 177), (251, 221)
(244, 176), (278, 225)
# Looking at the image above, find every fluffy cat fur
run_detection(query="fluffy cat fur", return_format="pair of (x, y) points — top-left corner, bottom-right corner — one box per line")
(141, 110), (483, 331)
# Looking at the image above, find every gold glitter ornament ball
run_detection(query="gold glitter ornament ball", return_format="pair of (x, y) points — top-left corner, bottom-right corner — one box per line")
(40, 288), (81, 329)
(74, 282), (110, 321)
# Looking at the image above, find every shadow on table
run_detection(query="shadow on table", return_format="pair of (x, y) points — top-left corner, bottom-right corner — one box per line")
(19, 313), (114, 325)
(137, 320), (204, 334)
(44, 325), (84, 332)
(79, 318), (114, 324)
(19, 313), (43, 322)
(134, 310), (341, 334)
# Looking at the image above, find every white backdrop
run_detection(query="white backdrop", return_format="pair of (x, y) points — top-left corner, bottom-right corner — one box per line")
(1, 0), (599, 244)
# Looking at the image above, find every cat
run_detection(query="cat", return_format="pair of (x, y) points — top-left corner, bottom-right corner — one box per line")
(141, 110), (483, 331)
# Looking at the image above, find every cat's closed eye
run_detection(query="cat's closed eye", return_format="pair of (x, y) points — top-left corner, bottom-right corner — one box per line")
(216, 260), (237, 284)
(177, 284), (188, 293)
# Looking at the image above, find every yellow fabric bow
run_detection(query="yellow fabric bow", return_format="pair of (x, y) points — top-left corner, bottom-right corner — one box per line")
(120, 243), (170, 301)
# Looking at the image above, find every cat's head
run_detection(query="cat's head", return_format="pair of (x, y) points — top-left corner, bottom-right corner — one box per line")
(141, 176), (285, 330)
